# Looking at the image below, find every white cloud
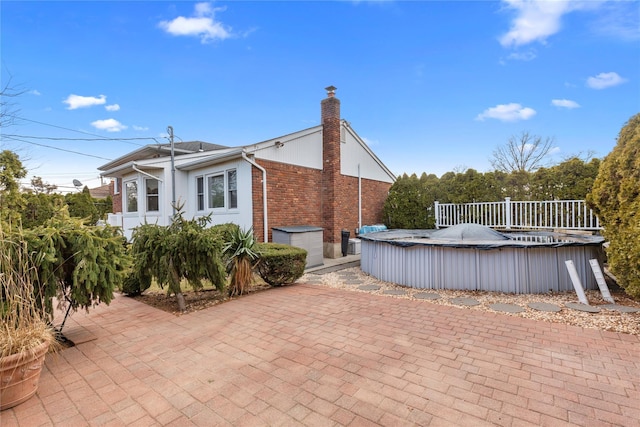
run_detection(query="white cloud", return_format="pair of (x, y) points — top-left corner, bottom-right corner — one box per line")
(551, 99), (580, 109)
(91, 118), (127, 132)
(158, 2), (231, 43)
(591, 2), (640, 41)
(507, 50), (537, 61)
(586, 72), (627, 89)
(476, 103), (536, 122)
(105, 104), (120, 111)
(29, 89), (41, 96)
(499, 0), (595, 48)
(133, 125), (149, 131)
(63, 94), (106, 110)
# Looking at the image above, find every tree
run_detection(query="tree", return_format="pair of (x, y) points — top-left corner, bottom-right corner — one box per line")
(19, 207), (131, 325)
(21, 191), (65, 229)
(0, 150), (27, 224)
(490, 131), (555, 173)
(129, 209), (227, 312)
(94, 195), (113, 221)
(30, 176), (58, 195)
(587, 113), (640, 298)
(512, 155), (600, 201)
(0, 75), (25, 129)
(383, 174), (434, 228)
(65, 186), (99, 225)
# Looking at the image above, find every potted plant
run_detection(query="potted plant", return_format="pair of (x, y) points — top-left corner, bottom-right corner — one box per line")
(1, 225), (56, 411)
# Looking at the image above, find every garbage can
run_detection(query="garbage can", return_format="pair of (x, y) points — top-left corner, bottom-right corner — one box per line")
(341, 229), (350, 257)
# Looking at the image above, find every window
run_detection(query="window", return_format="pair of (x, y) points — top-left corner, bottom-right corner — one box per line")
(114, 177), (121, 194)
(196, 176), (204, 211)
(125, 181), (138, 213)
(146, 178), (159, 212)
(201, 169), (237, 210)
(208, 174), (224, 209)
(227, 170), (237, 209)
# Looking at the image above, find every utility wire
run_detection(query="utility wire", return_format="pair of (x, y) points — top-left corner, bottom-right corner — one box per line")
(2, 134), (162, 143)
(3, 135), (113, 160)
(15, 117), (160, 146)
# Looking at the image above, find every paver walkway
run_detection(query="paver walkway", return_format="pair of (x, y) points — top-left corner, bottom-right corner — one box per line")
(2, 284), (639, 426)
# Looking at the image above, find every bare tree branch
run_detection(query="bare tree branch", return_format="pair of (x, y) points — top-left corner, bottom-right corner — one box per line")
(490, 131), (555, 173)
(1, 74), (27, 129)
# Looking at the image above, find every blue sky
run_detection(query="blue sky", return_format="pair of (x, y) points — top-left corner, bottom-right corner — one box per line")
(1, 1), (638, 192)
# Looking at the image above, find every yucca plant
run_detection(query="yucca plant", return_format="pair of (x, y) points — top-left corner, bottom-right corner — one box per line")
(223, 227), (258, 296)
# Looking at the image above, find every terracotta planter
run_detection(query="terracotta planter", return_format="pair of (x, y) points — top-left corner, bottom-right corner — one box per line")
(0, 340), (50, 411)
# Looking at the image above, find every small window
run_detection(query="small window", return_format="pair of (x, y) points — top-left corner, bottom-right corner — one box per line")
(196, 176), (204, 211)
(208, 174), (224, 209)
(227, 170), (237, 209)
(146, 178), (159, 212)
(114, 178), (121, 195)
(125, 181), (138, 213)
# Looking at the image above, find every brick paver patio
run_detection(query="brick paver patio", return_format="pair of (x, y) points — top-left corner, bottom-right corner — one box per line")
(2, 284), (639, 426)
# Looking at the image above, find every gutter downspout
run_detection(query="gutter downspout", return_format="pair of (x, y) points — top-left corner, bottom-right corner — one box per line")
(168, 126), (176, 216)
(132, 164), (164, 182)
(358, 163), (362, 231)
(242, 152), (268, 243)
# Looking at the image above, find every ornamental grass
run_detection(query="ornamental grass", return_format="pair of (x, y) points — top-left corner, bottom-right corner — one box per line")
(0, 224), (56, 358)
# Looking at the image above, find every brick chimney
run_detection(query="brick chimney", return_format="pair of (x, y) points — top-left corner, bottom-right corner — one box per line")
(321, 86), (342, 257)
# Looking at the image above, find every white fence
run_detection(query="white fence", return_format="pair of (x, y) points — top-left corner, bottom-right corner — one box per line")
(435, 198), (602, 231)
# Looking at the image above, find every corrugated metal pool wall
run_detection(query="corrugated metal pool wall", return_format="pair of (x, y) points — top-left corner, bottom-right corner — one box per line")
(361, 241), (604, 293)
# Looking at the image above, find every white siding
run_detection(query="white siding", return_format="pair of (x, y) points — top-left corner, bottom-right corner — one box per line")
(186, 159), (254, 231)
(252, 128), (323, 170)
(341, 126), (394, 183)
(116, 157), (254, 239)
(120, 170), (169, 240)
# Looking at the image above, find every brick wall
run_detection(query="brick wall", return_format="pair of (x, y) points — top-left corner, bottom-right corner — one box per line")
(250, 159), (390, 245)
(321, 92), (341, 245)
(332, 176), (391, 237)
(251, 159), (323, 242)
(112, 179), (122, 213)
(319, 88), (392, 255)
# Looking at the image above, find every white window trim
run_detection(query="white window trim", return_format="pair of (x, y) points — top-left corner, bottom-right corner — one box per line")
(227, 169), (238, 210)
(145, 177), (160, 213)
(196, 176), (205, 212)
(201, 168), (238, 212)
(124, 179), (138, 214)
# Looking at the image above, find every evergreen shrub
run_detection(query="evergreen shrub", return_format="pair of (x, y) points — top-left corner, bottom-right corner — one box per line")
(11, 208), (131, 320)
(126, 211), (227, 311)
(587, 113), (640, 298)
(256, 243), (307, 286)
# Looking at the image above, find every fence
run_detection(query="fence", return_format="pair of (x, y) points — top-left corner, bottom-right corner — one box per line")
(434, 198), (602, 231)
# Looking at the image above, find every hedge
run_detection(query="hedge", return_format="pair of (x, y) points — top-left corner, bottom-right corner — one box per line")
(256, 243), (307, 286)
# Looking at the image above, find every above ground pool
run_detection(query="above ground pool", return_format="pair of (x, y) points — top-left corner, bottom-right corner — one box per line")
(359, 224), (605, 294)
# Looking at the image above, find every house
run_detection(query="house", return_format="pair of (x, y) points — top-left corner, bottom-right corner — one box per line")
(98, 87), (395, 258)
(88, 183), (113, 199)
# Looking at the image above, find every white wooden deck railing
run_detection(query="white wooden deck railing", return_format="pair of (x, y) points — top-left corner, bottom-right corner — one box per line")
(434, 198), (602, 231)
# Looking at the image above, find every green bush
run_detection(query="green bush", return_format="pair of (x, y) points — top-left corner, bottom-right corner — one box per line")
(256, 243), (307, 286)
(127, 211), (227, 312)
(587, 113), (640, 298)
(121, 272), (143, 296)
(7, 208), (131, 323)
